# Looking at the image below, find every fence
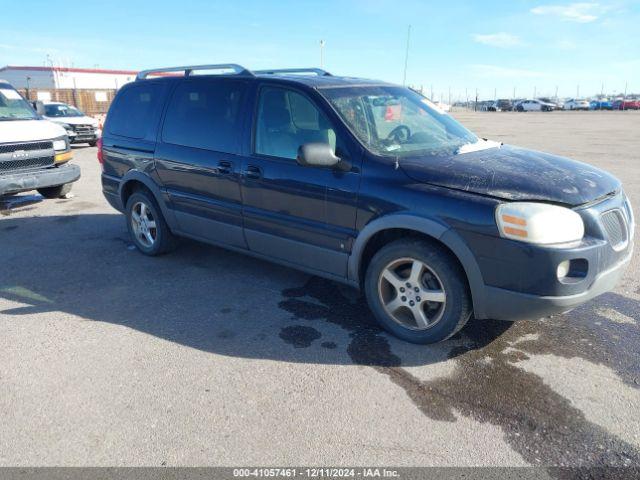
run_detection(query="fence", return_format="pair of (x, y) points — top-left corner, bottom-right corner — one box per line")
(18, 88), (117, 116)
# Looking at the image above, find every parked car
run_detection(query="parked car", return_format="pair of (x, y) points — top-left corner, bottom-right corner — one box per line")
(563, 98), (590, 110)
(589, 99), (613, 110)
(0, 80), (80, 199)
(39, 101), (101, 146)
(487, 99), (513, 112)
(516, 99), (555, 111)
(100, 64), (634, 345)
(537, 97), (561, 110)
(612, 98), (640, 110)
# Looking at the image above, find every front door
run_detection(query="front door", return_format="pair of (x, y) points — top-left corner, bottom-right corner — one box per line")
(239, 84), (361, 278)
(154, 78), (250, 248)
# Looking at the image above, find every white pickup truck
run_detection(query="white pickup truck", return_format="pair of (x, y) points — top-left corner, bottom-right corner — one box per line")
(0, 80), (80, 198)
(41, 101), (101, 146)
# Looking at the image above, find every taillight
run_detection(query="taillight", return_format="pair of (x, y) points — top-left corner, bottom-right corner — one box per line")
(96, 137), (104, 167)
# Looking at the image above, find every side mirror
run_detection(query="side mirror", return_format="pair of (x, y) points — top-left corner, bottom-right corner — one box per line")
(34, 101), (46, 116)
(297, 143), (351, 172)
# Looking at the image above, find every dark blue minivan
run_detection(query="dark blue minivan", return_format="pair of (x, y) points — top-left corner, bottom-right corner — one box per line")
(100, 64), (634, 344)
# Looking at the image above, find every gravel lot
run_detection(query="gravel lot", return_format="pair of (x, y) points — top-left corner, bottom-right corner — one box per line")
(1, 111), (639, 468)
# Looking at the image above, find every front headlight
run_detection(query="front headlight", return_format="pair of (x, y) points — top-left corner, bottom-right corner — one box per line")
(53, 139), (67, 151)
(496, 202), (584, 245)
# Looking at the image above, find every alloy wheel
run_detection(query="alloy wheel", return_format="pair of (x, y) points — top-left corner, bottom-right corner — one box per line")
(131, 201), (157, 248)
(377, 257), (447, 330)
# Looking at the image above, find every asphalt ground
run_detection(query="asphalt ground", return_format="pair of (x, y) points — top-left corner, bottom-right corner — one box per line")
(1, 111), (638, 469)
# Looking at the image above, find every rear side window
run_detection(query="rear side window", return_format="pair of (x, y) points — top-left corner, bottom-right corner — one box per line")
(108, 83), (164, 139)
(161, 80), (247, 153)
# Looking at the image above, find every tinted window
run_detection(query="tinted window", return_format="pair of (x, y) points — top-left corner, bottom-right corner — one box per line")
(108, 83), (163, 139)
(255, 87), (337, 160)
(162, 80), (247, 153)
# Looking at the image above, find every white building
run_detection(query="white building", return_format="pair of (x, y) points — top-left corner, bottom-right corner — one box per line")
(0, 65), (137, 90)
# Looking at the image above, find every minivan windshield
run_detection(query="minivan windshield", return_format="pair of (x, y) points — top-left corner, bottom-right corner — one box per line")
(320, 86), (477, 157)
(0, 84), (38, 121)
(44, 104), (85, 117)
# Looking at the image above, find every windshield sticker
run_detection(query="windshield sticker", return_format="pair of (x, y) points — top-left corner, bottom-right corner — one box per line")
(0, 89), (22, 100)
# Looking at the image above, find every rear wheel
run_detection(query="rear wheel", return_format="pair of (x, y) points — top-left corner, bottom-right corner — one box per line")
(88, 140), (97, 147)
(364, 239), (472, 344)
(125, 190), (176, 255)
(37, 183), (73, 199)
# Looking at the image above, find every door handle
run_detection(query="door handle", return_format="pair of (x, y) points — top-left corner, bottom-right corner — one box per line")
(217, 160), (233, 175)
(245, 165), (262, 179)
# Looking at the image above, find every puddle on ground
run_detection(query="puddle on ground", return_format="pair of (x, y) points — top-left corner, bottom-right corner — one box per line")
(279, 325), (322, 348)
(279, 276), (640, 467)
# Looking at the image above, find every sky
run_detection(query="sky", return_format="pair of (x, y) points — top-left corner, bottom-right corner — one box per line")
(1, 0), (639, 100)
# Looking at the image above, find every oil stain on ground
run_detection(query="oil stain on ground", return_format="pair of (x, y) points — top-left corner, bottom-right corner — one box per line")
(279, 276), (640, 467)
(279, 325), (322, 348)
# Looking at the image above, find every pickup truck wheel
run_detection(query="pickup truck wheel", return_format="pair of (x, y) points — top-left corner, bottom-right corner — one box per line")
(37, 183), (73, 199)
(364, 239), (472, 344)
(125, 190), (176, 256)
(88, 141), (97, 147)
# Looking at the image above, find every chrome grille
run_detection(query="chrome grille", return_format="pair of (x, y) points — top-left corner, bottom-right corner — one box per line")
(0, 141), (55, 173)
(0, 141), (52, 154)
(0, 156), (54, 172)
(601, 209), (629, 251)
(72, 124), (95, 134)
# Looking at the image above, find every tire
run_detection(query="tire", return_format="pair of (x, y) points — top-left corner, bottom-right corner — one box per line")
(125, 189), (176, 256)
(37, 183), (73, 199)
(88, 141), (97, 147)
(364, 239), (472, 344)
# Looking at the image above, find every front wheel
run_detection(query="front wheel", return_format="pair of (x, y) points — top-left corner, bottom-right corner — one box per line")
(37, 183), (73, 199)
(364, 239), (472, 344)
(88, 140), (97, 147)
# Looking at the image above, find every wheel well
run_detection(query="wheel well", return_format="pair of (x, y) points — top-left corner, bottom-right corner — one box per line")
(121, 179), (152, 207)
(358, 228), (469, 289)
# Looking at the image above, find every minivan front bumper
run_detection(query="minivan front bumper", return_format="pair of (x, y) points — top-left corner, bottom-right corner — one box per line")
(0, 163), (81, 196)
(477, 245), (632, 321)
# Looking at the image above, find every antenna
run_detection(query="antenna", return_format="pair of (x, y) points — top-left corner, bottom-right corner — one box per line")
(402, 25), (411, 86)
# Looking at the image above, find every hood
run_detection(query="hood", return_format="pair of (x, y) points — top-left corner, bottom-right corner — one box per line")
(0, 119), (67, 144)
(46, 115), (98, 126)
(400, 144), (621, 206)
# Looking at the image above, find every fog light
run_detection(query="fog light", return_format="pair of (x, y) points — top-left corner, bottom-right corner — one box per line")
(557, 258), (588, 282)
(557, 260), (571, 279)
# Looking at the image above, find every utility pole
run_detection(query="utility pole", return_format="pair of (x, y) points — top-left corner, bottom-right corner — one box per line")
(513, 86), (516, 101)
(577, 84), (580, 98)
(402, 25), (411, 86)
(533, 86), (537, 99)
(320, 40), (325, 68)
(430, 84), (434, 100)
(448, 86), (451, 107)
(623, 81), (628, 111)
(554, 85), (558, 101)
(494, 88), (497, 101)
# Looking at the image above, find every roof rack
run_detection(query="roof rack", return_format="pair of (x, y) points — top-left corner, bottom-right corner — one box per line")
(136, 63), (253, 81)
(254, 68), (332, 77)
